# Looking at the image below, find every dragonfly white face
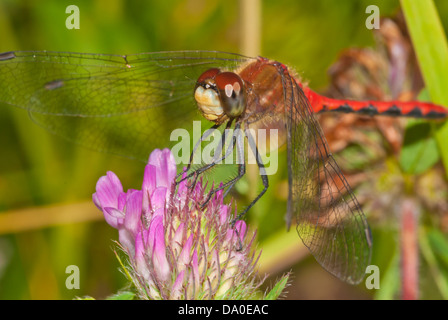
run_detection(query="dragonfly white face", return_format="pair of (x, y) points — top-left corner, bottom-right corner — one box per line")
(194, 68), (246, 124)
(194, 83), (225, 122)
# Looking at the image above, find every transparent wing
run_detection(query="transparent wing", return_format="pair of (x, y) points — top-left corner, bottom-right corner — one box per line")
(0, 50), (253, 161)
(283, 70), (372, 284)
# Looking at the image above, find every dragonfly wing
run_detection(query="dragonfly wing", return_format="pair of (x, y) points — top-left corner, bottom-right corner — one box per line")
(0, 51), (252, 161)
(283, 71), (372, 284)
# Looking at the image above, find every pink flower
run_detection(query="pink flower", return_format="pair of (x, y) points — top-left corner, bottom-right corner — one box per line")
(93, 148), (262, 300)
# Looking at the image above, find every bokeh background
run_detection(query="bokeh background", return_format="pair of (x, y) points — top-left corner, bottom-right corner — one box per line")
(1, 0), (448, 299)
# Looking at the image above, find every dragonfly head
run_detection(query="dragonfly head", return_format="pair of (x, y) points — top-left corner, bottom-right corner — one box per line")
(194, 68), (247, 124)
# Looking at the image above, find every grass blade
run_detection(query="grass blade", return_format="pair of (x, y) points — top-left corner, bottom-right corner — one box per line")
(401, 0), (448, 173)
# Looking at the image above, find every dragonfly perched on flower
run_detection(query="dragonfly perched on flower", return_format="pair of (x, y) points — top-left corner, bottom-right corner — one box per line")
(0, 50), (446, 284)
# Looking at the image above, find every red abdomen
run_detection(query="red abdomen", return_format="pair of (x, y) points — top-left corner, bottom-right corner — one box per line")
(303, 87), (448, 119)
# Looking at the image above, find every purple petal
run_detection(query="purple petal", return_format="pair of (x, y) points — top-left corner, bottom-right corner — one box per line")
(234, 220), (247, 240)
(117, 192), (127, 212)
(177, 168), (188, 196)
(171, 270), (185, 299)
(152, 222), (170, 282)
(148, 148), (176, 189)
(135, 229), (148, 261)
(148, 149), (164, 185)
(214, 187), (224, 203)
(142, 164), (157, 219)
(178, 234), (193, 271)
(146, 215), (163, 253)
(172, 223), (185, 254)
(92, 193), (102, 210)
(219, 205), (230, 225)
(151, 187), (168, 213)
(148, 149), (163, 167)
(124, 190), (143, 238)
(191, 250), (199, 292)
(142, 164), (157, 197)
(118, 229), (135, 254)
(103, 207), (124, 229)
(161, 148), (177, 187)
(135, 230), (151, 282)
(225, 220), (247, 244)
(94, 171), (124, 210)
(126, 188), (140, 196)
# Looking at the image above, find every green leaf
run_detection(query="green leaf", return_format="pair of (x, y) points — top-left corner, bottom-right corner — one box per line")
(74, 296), (96, 300)
(374, 247), (400, 300)
(427, 229), (448, 267)
(401, 90), (440, 174)
(419, 227), (448, 299)
(401, 0), (448, 175)
(400, 119), (440, 174)
(264, 274), (290, 300)
(106, 291), (136, 300)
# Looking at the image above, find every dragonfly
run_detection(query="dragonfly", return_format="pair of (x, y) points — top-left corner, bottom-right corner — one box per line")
(0, 50), (446, 285)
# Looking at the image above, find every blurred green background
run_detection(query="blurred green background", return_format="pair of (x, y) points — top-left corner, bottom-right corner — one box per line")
(1, 0), (448, 300)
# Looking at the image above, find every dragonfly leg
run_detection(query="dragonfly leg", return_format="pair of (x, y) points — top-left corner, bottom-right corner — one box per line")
(232, 127), (269, 225)
(175, 123), (221, 184)
(200, 126), (246, 208)
(179, 120), (236, 192)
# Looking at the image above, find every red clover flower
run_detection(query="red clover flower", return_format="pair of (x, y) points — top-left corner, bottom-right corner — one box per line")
(93, 148), (283, 300)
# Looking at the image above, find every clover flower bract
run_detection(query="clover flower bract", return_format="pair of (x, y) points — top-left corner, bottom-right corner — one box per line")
(93, 148), (264, 299)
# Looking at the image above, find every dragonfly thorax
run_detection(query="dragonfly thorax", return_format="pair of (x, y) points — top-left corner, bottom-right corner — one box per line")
(194, 68), (247, 124)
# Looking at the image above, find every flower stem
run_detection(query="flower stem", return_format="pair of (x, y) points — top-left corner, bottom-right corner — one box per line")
(400, 199), (419, 300)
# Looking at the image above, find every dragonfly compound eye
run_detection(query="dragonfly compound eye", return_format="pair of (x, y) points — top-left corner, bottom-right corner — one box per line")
(215, 72), (247, 118)
(194, 68), (226, 123)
